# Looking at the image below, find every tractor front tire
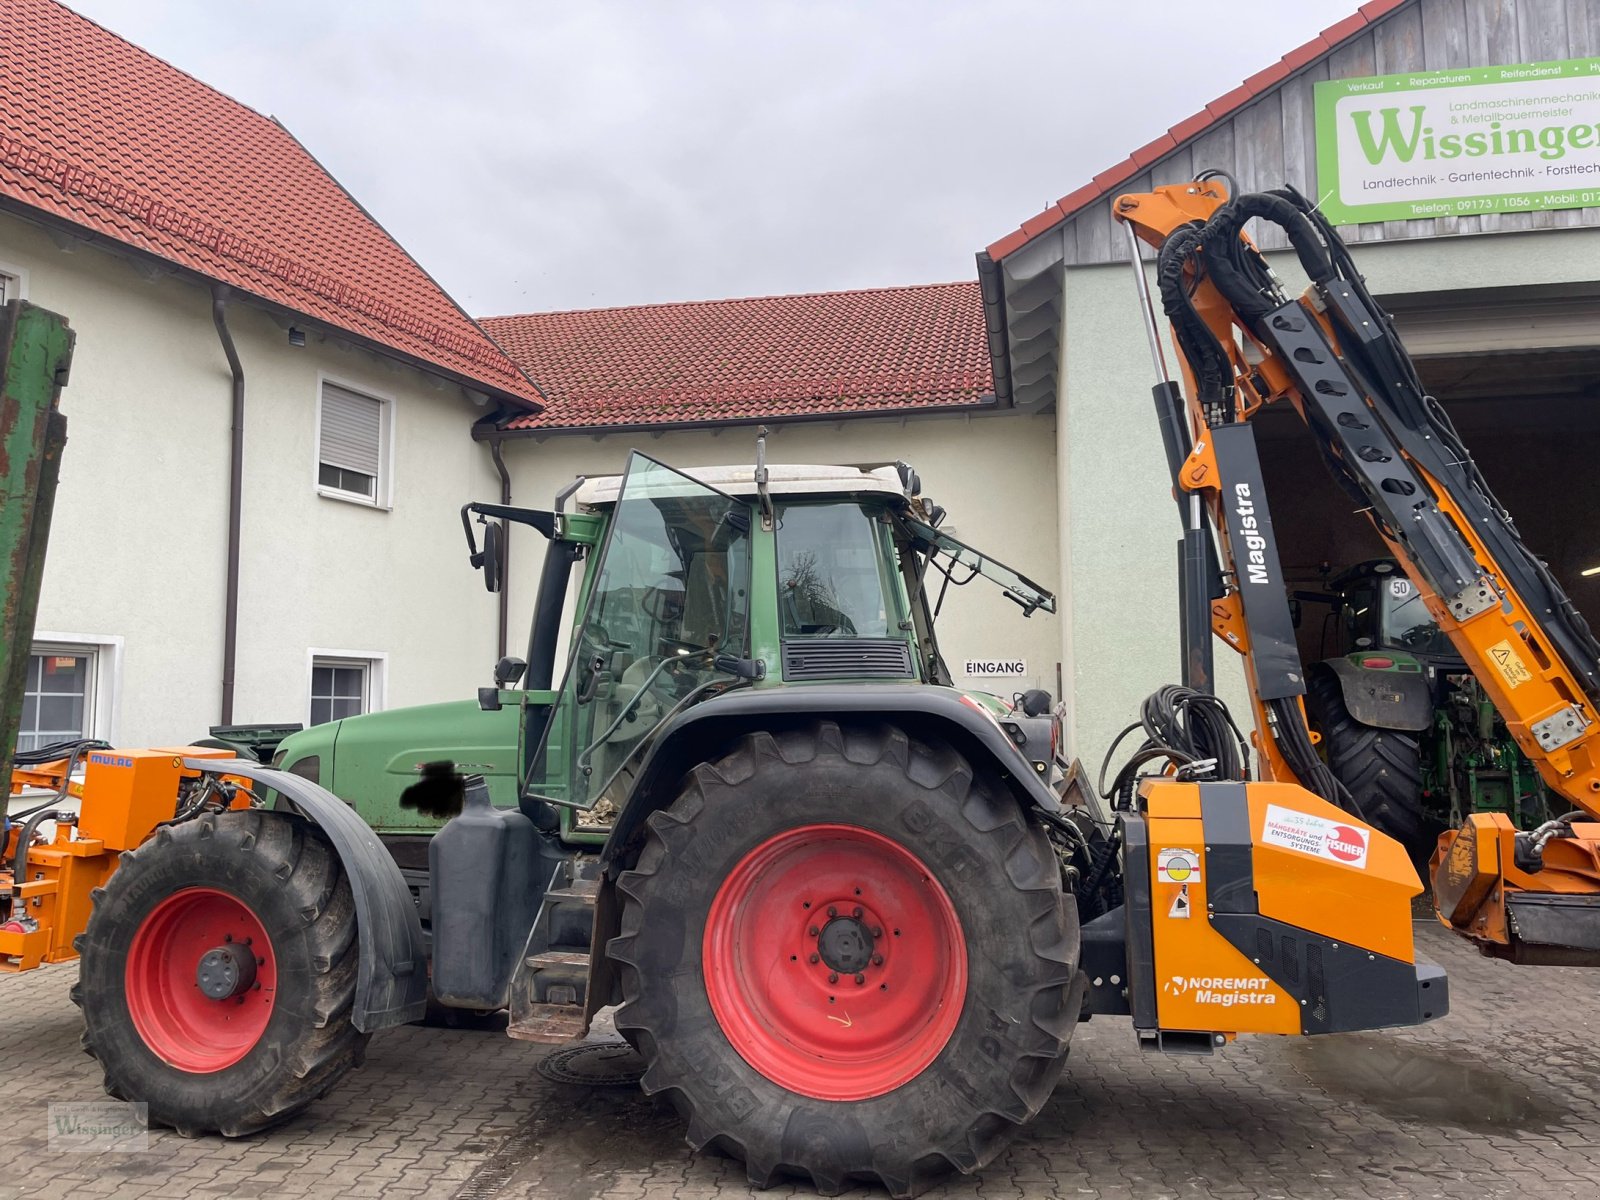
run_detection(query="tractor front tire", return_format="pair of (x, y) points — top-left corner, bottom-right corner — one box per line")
(610, 722), (1082, 1198)
(73, 810), (368, 1136)
(1305, 670), (1431, 860)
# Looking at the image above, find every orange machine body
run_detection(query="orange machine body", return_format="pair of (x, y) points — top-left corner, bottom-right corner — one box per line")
(1139, 778), (1433, 1039)
(2, 746), (241, 971)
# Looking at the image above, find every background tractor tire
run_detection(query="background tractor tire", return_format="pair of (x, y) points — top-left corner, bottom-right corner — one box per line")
(73, 809), (369, 1137)
(610, 721), (1083, 1198)
(1305, 670), (1431, 859)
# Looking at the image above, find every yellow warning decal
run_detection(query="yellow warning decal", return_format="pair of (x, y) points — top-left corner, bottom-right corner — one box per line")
(1487, 639), (1534, 689)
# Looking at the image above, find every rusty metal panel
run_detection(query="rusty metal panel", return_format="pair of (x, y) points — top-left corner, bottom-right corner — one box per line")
(0, 300), (75, 797)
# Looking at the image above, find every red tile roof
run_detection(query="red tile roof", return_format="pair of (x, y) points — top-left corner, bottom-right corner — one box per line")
(983, 0), (1412, 262)
(484, 282), (992, 432)
(1, 0), (539, 406)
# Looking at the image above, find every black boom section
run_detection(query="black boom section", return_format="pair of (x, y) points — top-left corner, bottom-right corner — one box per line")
(1255, 301), (1488, 613)
(1209, 423), (1304, 701)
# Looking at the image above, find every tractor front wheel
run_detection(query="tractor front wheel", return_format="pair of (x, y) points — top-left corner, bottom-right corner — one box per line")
(73, 810), (368, 1136)
(610, 722), (1082, 1197)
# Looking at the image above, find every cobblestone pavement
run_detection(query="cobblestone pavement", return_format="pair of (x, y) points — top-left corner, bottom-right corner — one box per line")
(3, 921), (1599, 1200)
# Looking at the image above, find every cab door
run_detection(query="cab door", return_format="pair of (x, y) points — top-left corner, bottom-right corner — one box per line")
(530, 453), (750, 813)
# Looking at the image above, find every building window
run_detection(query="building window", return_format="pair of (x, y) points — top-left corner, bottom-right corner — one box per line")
(18, 646), (95, 752)
(0, 261), (27, 305)
(317, 380), (390, 506)
(308, 652), (385, 726)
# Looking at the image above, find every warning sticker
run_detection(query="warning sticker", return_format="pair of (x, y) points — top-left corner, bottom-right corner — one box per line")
(1167, 884), (1191, 919)
(1487, 639), (1534, 690)
(1261, 804), (1370, 868)
(1157, 848), (1201, 883)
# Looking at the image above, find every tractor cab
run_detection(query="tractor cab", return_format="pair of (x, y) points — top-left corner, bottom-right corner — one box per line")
(1331, 559), (1457, 667)
(273, 447), (1058, 855)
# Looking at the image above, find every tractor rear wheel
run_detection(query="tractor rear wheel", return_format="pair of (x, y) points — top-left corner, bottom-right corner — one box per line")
(1305, 669), (1431, 860)
(610, 722), (1082, 1198)
(72, 810), (368, 1136)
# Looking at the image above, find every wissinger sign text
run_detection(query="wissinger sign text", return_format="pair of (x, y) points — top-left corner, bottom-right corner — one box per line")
(1315, 57), (1600, 225)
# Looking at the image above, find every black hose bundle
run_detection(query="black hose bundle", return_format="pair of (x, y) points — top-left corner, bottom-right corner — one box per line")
(1099, 685), (1250, 811)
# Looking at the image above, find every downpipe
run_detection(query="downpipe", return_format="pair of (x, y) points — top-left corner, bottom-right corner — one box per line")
(489, 435), (512, 661)
(211, 286), (245, 725)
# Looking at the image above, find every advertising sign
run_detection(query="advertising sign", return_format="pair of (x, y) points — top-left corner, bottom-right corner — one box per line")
(1315, 58), (1600, 225)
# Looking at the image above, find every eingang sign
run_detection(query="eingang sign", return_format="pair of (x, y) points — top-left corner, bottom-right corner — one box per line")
(1315, 58), (1600, 225)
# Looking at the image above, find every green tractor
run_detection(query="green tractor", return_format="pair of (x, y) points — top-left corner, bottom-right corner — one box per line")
(1303, 558), (1559, 861)
(90, 447), (1083, 1195)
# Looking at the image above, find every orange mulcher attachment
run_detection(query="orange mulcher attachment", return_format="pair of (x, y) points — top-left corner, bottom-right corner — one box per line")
(2, 745), (245, 971)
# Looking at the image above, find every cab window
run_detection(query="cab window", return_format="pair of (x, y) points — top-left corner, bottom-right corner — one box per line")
(775, 502), (903, 638)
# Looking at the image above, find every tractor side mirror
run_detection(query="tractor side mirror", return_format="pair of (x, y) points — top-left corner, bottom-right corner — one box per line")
(494, 656), (527, 688)
(477, 522), (504, 593)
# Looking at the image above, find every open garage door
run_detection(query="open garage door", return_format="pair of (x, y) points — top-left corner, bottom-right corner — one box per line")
(1253, 285), (1600, 667)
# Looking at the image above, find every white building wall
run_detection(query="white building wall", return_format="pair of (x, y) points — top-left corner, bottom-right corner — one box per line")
(1058, 224), (1600, 772)
(2, 210), (503, 747)
(498, 411), (1063, 710)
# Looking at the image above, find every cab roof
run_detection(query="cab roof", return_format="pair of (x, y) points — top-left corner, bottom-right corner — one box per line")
(573, 463), (909, 511)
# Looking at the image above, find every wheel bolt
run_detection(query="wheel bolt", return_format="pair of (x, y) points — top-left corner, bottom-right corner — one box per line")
(256, 956), (266, 966)
(828, 972), (839, 984)
(871, 927), (882, 938)
(808, 925), (819, 936)
(852, 906), (863, 918)
(872, 955), (884, 966)
(854, 974), (866, 985)
(827, 906), (837, 917)
(223, 934), (232, 943)
(809, 954), (820, 964)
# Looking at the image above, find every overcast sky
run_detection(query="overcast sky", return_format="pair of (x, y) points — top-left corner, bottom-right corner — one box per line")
(68, 0), (1360, 316)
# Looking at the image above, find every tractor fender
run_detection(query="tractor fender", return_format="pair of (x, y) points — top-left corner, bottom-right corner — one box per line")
(185, 760), (429, 1032)
(601, 684), (1061, 866)
(1317, 659), (1434, 732)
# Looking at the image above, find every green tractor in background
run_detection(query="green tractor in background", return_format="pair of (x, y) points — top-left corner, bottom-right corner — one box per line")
(1303, 558), (1558, 861)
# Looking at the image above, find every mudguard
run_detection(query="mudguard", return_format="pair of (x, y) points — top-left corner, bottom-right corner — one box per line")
(601, 683), (1061, 862)
(186, 760), (429, 1031)
(1322, 658), (1434, 732)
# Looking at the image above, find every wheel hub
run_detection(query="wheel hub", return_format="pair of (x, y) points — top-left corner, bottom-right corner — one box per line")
(816, 915), (875, 974)
(195, 941), (258, 1000)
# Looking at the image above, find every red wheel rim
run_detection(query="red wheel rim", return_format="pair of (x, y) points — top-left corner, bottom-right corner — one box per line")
(124, 887), (277, 1073)
(703, 823), (967, 1101)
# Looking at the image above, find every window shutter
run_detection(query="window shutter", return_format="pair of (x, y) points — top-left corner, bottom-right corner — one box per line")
(320, 383), (382, 477)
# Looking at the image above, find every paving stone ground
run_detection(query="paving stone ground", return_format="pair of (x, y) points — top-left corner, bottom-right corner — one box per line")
(2, 921), (1598, 1199)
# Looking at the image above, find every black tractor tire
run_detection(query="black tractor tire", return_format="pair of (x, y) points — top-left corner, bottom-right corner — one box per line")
(609, 721), (1083, 1198)
(72, 809), (369, 1136)
(1304, 670), (1431, 859)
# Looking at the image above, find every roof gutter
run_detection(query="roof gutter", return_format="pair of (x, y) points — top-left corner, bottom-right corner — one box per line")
(210, 284), (245, 725)
(474, 396), (1003, 442)
(975, 252), (1015, 409)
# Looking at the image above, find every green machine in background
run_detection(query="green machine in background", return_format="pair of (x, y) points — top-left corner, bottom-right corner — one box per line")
(1303, 558), (1558, 860)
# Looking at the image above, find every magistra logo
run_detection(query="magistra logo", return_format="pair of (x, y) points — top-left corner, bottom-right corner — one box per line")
(1233, 484), (1270, 585)
(1165, 975), (1277, 1007)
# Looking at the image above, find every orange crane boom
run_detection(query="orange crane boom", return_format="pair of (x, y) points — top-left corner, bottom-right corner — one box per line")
(1112, 178), (1600, 965)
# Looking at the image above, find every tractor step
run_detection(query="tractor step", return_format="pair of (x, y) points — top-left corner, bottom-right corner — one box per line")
(507, 1002), (588, 1044)
(543, 881), (599, 902)
(525, 950), (590, 968)
(505, 857), (602, 1046)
